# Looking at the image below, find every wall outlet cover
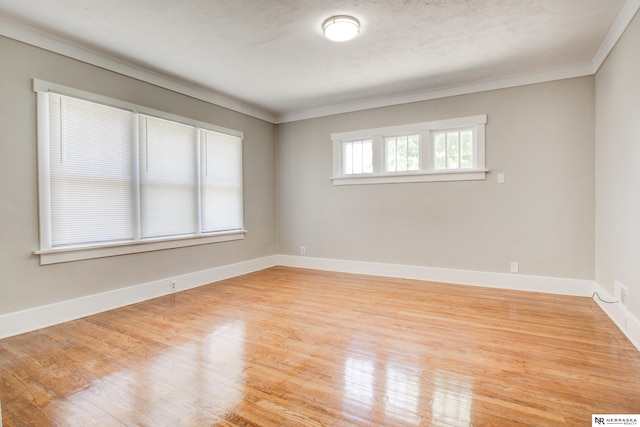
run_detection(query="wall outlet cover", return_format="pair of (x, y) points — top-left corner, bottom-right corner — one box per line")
(614, 280), (629, 307)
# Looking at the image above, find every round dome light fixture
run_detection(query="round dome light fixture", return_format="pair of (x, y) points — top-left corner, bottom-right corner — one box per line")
(322, 15), (360, 42)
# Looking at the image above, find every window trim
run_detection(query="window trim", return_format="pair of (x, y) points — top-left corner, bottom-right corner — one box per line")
(331, 115), (488, 185)
(33, 79), (246, 265)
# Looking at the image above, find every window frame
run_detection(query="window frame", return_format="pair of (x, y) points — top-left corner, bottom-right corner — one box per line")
(331, 115), (488, 185)
(33, 79), (246, 265)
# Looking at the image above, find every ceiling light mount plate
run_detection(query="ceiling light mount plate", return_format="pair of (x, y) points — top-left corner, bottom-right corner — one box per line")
(322, 15), (360, 42)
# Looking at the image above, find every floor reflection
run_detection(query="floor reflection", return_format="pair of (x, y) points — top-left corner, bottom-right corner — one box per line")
(431, 370), (473, 426)
(343, 353), (423, 424)
(385, 362), (421, 424)
(53, 319), (246, 425)
(344, 356), (375, 409)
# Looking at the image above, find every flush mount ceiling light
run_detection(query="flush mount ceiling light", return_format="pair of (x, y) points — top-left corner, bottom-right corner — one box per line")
(322, 15), (360, 42)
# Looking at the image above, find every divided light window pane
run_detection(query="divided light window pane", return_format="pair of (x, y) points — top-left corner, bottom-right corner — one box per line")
(460, 130), (473, 168)
(139, 115), (197, 238)
(342, 140), (373, 174)
(447, 132), (460, 169)
(386, 135), (419, 172)
(49, 93), (134, 247)
(201, 129), (243, 232)
(434, 129), (474, 170)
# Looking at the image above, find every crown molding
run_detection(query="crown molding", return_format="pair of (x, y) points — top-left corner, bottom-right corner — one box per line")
(0, 18), (277, 123)
(274, 62), (594, 123)
(592, 0), (640, 73)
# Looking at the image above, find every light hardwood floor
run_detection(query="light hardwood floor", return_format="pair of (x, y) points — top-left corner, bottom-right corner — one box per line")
(1, 266), (639, 426)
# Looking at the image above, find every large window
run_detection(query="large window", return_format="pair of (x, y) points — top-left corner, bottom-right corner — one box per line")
(331, 115), (487, 185)
(34, 80), (244, 264)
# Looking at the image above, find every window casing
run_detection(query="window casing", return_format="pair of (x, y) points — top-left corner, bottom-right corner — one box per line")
(331, 115), (487, 185)
(34, 79), (245, 264)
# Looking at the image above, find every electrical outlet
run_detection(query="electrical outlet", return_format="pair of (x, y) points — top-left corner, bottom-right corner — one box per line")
(300, 246), (306, 255)
(620, 286), (628, 306)
(615, 280), (629, 307)
(170, 282), (176, 292)
(510, 262), (519, 273)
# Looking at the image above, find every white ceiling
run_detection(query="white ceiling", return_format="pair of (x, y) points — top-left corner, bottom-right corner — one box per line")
(0, 0), (635, 122)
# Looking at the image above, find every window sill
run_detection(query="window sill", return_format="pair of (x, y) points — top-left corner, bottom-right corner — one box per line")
(35, 230), (247, 265)
(331, 169), (489, 186)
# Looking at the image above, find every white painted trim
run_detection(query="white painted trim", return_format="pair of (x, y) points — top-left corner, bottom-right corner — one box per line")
(0, 18), (276, 123)
(4, 253), (637, 356)
(36, 231), (247, 265)
(276, 63), (594, 123)
(277, 255), (594, 297)
(592, 282), (640, 352)
(0, 255), (278, 339)
(331, 169), (488, 185)
(592, 0), (640, 73)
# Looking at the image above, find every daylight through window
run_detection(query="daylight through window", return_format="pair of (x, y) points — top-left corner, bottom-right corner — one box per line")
(331, 115), (487, 185)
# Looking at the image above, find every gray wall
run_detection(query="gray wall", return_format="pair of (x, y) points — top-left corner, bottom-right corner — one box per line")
(277, 78), (595, 281)
(0, 36), (278, 315)
(595, 10), (640, 318)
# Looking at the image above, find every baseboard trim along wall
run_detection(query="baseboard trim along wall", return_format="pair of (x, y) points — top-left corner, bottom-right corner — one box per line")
(277, 255), (594, 296)
(0, 255), (278, 340)
(592, 282), (640, 351)
(1, 254), (637, 353)
(278, 255), (640, 351)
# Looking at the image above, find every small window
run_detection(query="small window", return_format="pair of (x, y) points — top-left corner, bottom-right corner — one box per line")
(386, 135), (420, 172)
(342, 139), (373, 174)
(331, 115), (487, 185)
(433, 128), (475, 170)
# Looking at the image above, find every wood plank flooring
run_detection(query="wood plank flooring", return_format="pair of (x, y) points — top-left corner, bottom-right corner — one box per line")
(1, 266), (639, 426)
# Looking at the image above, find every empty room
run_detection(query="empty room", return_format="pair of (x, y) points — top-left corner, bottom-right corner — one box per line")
(1, 0), (639, 425)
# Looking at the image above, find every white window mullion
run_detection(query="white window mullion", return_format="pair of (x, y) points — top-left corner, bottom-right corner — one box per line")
(372, 135), (384, 174)
(421, 130), (431, 172)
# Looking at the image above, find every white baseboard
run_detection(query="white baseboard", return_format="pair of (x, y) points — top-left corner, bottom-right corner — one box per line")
(4, 254), (636, 354)
(277, 255), (594, 296)
(0, 255), (278, 339)
(593, 282), (640, 351)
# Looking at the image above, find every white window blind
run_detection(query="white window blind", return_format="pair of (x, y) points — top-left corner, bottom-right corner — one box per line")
(49, 93), (135, 247)
(35, 80), (245, 263)
(139, 115), (197, 238)
(201, 129), (243, 232)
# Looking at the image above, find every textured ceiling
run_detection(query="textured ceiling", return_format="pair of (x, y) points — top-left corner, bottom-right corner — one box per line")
(0, 0), (629, 121)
